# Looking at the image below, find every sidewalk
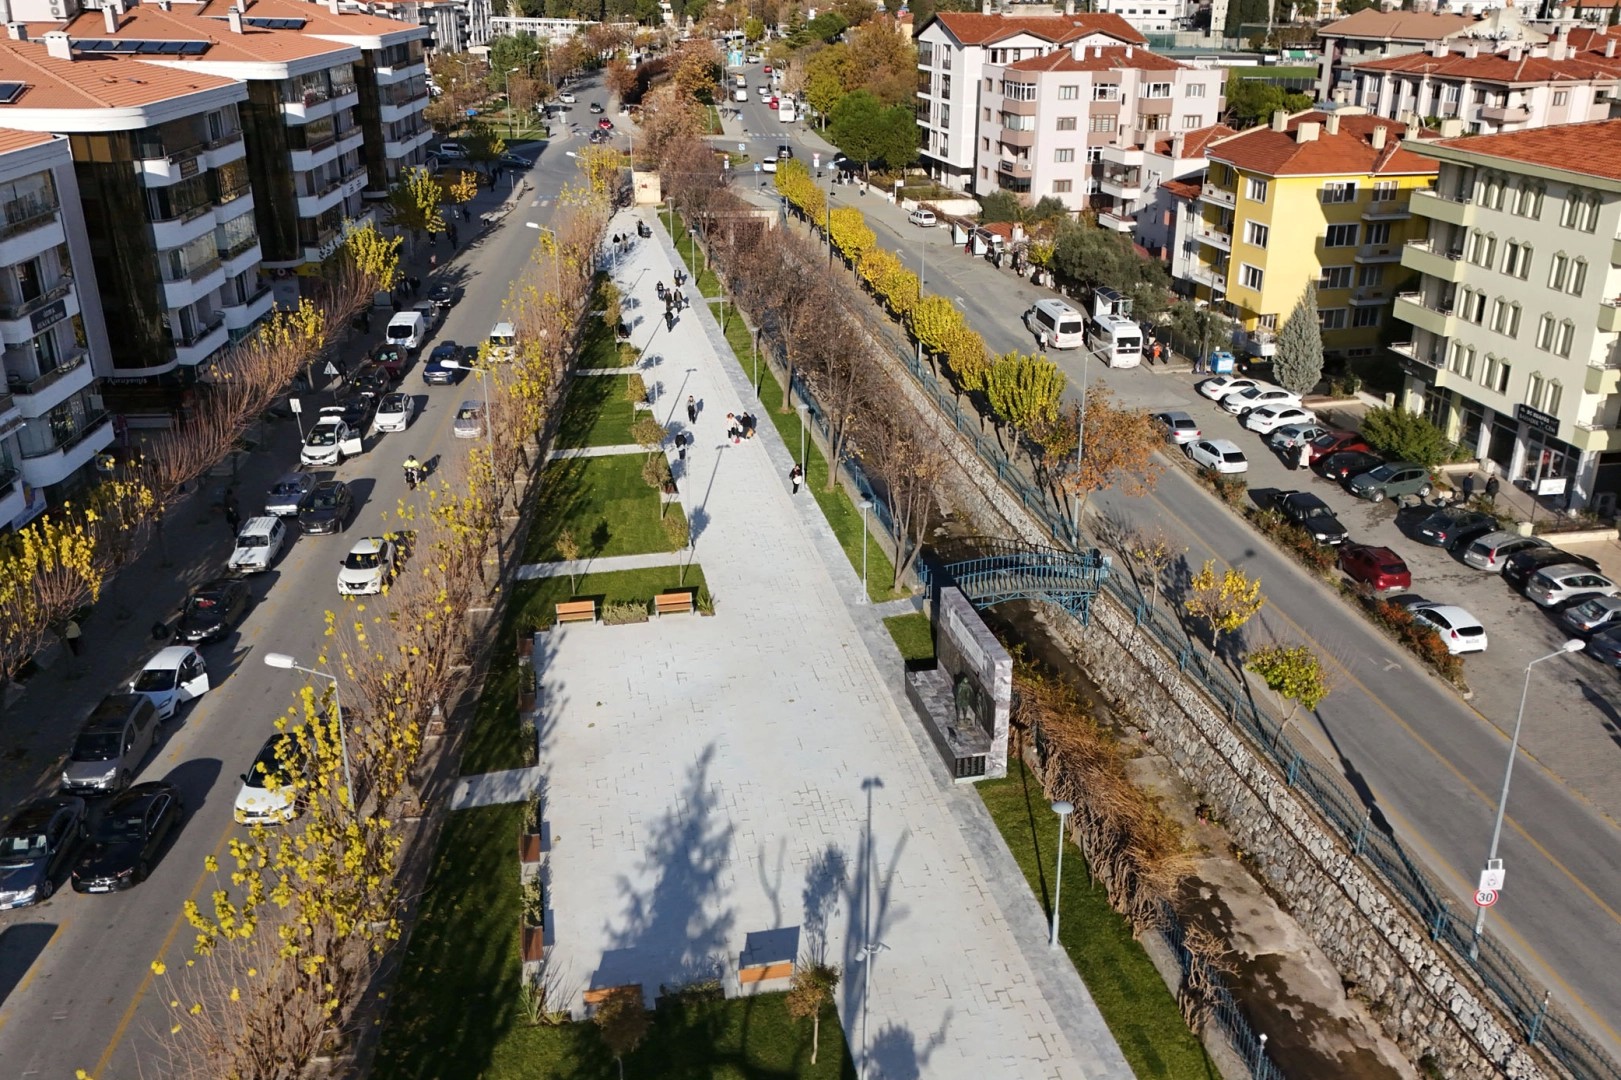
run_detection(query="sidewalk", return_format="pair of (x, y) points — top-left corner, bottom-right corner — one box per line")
(534, 205), (1132, 1079)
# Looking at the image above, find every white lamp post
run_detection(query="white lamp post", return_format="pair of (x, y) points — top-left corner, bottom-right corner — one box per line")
(263, 652), (354, 811)
(1050, 800), (1073, 947)
(858, 498), (872, 602)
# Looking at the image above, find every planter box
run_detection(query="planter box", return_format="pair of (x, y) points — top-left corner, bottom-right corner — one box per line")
(522, 923), (546, 962)
(519, 831), (542, 863)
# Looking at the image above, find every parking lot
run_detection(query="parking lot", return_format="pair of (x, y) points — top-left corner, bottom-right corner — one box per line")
(1155, 378), (1621, 825)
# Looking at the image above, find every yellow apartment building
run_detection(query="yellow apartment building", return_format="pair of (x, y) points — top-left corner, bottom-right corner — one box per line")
(1188, 108), (1437, 362)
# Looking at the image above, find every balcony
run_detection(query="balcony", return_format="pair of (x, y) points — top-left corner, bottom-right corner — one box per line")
(1393, 291), (1456, 338)
(1362, 200), (1411, 222)
(19, 410), (113, 490)
(296, 169), (366, 219)
(150, 202), (219, 253)
(1348, 286), (1391, 306)
(1410, 187), (1472, 227)
(379, 95), (429, 124)
(136, 141), (206, 187)
(203, 129), (246, 170)
(1401, 238), (1468, 282)
(1186, 263), (1226, 292)
(997, 128), (1035, 148)
(384, 127), (434, 160)
(5, 347), (90, 414)
(221, 238), (262, 280)
(1479, 103), (1530, 125)
(290, 129), (364, 174)
(1355, 242), (1403, 264)
(1191, 222), (1231, 251)
(0, 208), (64, 270)
(0, 275), (73, 324)
(1099, 143), (1143, 167)
(172, 317), (228, 367)
(1388, 340), (1432, 366)
(281, 88), (359, 122)
(997, 158), (1031, 175)
(1601, 298), (1621, 334)
(1198, 183), (1235, 209)
(1099, 167), (1142, 200)
(162, 259), (226, 311)
(1585, 358), (1620, 396)
(1097, 209), (1134, 232)
(222, 285), (274, 330)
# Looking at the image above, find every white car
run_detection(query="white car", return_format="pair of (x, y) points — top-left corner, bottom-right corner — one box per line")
(435, 140), (467, 160)
(1524, 564), (1620, 608)
(453, 400), (485, 439)
(234, 734), (301, 826)
(1153, 410), (1201, 446)
(228, 516), (288, 575)
(762, 158), (778, 173)
(1244, 404), (1317, 435)
(1187, 438), (1248, 474)
(1409, 603), (1488, 654)
(373, 391), (414, 434)
(128, 646), (210, 721)
(1268, 422), (1331, 452)
(1197, 375), (1258, 402)
(558, 92), (576, 104)
(337, 537), (396, 596)
(1221, 384), (1301, 415)
(300, 408), (363, 467)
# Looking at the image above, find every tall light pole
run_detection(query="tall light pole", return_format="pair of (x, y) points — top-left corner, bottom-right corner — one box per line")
(263, 653), (354, 811)
(858, 498), (872, 602)
(505, 67), (519, 140)
(1470, 638), (1584, 958)
(797, 403), (808, 467)
(1050, 800), (1074, 947)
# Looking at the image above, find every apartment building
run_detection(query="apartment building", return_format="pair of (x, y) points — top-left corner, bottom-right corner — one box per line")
(974, 44), (1223, 211)
(1124, 123), (1236, 283)
(0, 34), (266, 397)
(370, 0), (493, 53)
(914, 8), (1146, 191)
(1315, 7), (1545, 103)
(1190, 108), (1436, 360)
(1390, 119), (1621, 511)
(1343, 26), (1621, 134)
(0, 130), (114, 522)
(1088, 0), (1193, 34)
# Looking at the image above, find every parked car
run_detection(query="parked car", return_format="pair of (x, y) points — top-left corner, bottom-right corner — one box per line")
(60, 693), (160, 796)
(423, 342), (467, 385)
(300, 408), (362, 467)
(70, 781), (183, 893)
(1197, 375), (1260, 402)
(1152, 410), (1200, 445)
(1268, 422), (1331, 453)
(1186, 438), (1248, 474)
(264, 471), (315, 517)
(1306, 430), (1372, 463)
(435, 140), (467, 159)
(0, 797), (87, 908)
(1584, 625), (1621, 666)
(1347, 462), (1432, 503)
(1273, 490), (1348, 545)
(129, 646), (210, 721)
(337, 537), (397, 596)
(1244, 404), (1316, 435)
(1338, 544), (1410, 593)
(297, 480), (353, 535)
(1559, 595), (1621, 637)
(453, 400), (486, 439)
(427, 283), (457, 310)
(174, 577), (251, 644)
(1409, 602), (1489, 654)
(336, 393), (377, 430)
(368, 344), (407, 380)
(228, 516), (289, 574)
(1461, 531), (1549, 572)
(1315, 449), (1385, 484)
(1525, 564), (1620, 608)
(1502, 547), (1601, 591)
(1410, 507), (1499, 551)
(374, 391), (414, 433)
(234, 733), (305, 826)
(1220, 384), (1301, 416)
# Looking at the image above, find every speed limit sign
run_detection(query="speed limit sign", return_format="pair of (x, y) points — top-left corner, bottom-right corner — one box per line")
(1474, 888), (1499, 908)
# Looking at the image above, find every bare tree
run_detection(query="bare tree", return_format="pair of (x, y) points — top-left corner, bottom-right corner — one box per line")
(860, 408), (944, 588)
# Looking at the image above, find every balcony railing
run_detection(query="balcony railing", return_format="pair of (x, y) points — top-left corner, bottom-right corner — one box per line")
(0, 201), (59, 242)
(0, 277), (72, 322)
(20, 409), (109, 460)
(225, 282), (272, 309)
(1198, 183), (1235, 207)
(174, 314), (226, 348)
(0, 458), (18, 492)
(165, 255), (222, 285)
(218, 233), (260, 261)
(205, 128), (244, 151)
(5, 347), (86, 397)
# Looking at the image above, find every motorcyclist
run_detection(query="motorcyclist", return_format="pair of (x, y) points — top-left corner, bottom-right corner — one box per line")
(403, 454), (422, 489)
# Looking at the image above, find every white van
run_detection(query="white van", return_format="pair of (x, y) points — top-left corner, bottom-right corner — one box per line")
(488, 321), (515, 361)
(908, 208), (937, 228)
(386, 309), (427, 353)
(778, 99), (798, 122)
(1089, 313), (1143, 368)
(733, 88), (748, 102)
(1024, 299), (1086, 350)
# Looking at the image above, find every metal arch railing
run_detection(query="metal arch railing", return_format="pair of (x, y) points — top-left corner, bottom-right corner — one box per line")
(918, 540), (1112, 625)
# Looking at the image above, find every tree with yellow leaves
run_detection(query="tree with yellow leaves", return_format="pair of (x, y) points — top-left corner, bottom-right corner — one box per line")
(983, 350), (1065, 447)
(909, 293), (961, 362)
(386, 166), (446, 252)
(1185, 559), (1265, 659)
(827, 206), (875, 268)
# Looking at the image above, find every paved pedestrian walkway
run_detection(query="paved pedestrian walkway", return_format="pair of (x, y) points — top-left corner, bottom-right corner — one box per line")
(533, 206), (1132, 1080)
(514, 550), (687, 580)
(450, 766), (544, 810)
(547, 444), (642, 460)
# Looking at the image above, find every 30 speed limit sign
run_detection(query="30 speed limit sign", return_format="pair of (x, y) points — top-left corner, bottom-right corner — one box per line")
(1474, 888), (1499, 908)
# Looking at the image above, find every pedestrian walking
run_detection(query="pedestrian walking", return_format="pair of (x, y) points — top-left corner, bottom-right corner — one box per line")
(677, 434), (687, 461)
(224, 501), (241, 536)
(1485, 475), (1501, 505)
(789, 464), (803, 494)
(1296, 441), (1311, 472)
(1194, 351), (1205, 374)
(686, 394), (697, 424)
(63, 618), (82, 656)
(1152, 342), (1163, 366)
(449, 223), (459, 247)
(1462, 473), (1478, 502)
(665, 309), (676, 330)
(1037, 328), (1048, 352)
(429, 251), (438, 269)
(461, 205), (470, 222)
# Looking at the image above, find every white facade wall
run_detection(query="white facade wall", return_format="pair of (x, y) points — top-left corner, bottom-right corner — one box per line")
(1090, 0), (1191, 34)
(1349, 51), (1619, 133)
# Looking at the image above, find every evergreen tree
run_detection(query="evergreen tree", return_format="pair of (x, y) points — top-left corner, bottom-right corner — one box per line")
(1274, 284), (1325, 395)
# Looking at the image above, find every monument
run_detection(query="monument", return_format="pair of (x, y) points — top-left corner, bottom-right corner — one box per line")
(904, 587), (1011, 781)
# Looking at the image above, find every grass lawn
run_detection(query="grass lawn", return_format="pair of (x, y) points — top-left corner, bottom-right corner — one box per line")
(523, 453), (689, 563)
(576, 315), (639, 370)
(978, 760), (1218, 1080)
(883, 612), (934, 663)
(509, 566), (708, 629)
(460, 628), (537, 776)
(557, 374), (640, 448)
(663, 209), (724, 298)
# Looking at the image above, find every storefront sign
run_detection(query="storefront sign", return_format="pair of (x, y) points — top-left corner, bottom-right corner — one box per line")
(1516, 403), (1559, 438)
(29, 298), (66, 333)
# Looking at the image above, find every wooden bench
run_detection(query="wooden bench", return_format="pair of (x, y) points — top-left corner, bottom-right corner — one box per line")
(738, 960), (794, 985)
(555, 600), (597, 624)
(583, 984), (641, 1007)
(654, 592), (694, 616)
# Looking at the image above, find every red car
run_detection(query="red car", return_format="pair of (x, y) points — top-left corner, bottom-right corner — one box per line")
(769, 96), (779, 110)
(1338, 544), (1411, 593)
(762, 64), (772, 74)
(1307, 429), (1372, 464)
(597, 118), (613, 131)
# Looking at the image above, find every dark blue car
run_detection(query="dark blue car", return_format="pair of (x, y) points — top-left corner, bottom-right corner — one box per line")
(422, 342), (467, 386)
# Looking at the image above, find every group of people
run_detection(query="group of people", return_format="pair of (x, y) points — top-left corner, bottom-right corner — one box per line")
(726, 412), (758, 444)
(656, 279), (689, 329)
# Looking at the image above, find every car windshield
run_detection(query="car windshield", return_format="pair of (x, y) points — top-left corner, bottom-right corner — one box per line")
(95, 810), (147, 843)
(72, 731), (122, 761)
(1300, 505), (1332, 520)
(457, 407), (480, 420)
(187, 594), (221, 613)
(0, 830), (45, 860)
(345, 550), (382, 570)
(382, 394), (407, 411)
(270, 481), (303, 498)
(237, 534), (268, 548)
(133, 668), (177, 692)
(310, 491), (341, 509)
(246, 754), (291, 789)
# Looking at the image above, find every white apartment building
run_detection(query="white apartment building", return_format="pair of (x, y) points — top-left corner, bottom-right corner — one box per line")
(1344, 25), (1621, 135)
(915, 8), (1146, 192)
(1314, 7), (1545, 103)
(1119, 123), (1234, 287)
(1087, 0), (1193, 34)
(1390, 119), (1621, 511)
(371, 0), (493, 53)
(0, 130), (114, 521)
(974, 45), (1224, 211)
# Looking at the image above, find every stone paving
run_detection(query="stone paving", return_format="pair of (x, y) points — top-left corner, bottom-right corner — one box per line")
(513, 551), (687, 580)
(532, 208), (1133, 1080)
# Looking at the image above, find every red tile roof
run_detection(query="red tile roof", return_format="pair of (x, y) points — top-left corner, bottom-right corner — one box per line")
(1161, 178), (1201, 200)
(1432, 118), (1621, 182)
(1351, 46), (1621, 83)
(1318, 9), (1479, 40)
(0, 128), (56, 154)
(1147, 122), (1238, 157)
(927, 11), (1146, 47)
(1006, 45), (1181, 72)
(0, 37), (241, 110)
(211, 0), (427, 40)
(1208, 110), (1436, 177)
(30, 4), (360, 64)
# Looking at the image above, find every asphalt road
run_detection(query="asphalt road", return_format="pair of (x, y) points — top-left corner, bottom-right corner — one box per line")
(721, 69), (1621, 1062)
(0, 108), (579, 1078)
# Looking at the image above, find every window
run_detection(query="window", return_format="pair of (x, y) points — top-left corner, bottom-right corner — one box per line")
(1504, 302), (1521, 338)
(1549, 252), (1568, 290)
(1093, 84), (1119, 101)
(1547, 380), (1563, 416)
(1372, 180), (1398, 202)
(1491, 359), (1510, 394)
(1554, 319), (1575, 357)
(1352, 306), (1381, 328)
(1528, 373), (1544, 409)
(1089, 115), (1116, 133)
(1055, 116), (1077, 131)
(1052, 179), (1073, 193)
(1490, 298), (1505, 331)
(1357, 264), (1382, 287)
(1321, 181), (1357, 204)
(1320, 265), (1352, 289)
(1462, 290), (1487, 324)
(1054, 148), (1074, 163)
(982, 107), (991, 121)
(1086, 147), (1104, 163)
(1003, 80), (1037, 102)
(1365, 222), (1391, 246)
(1257, 313), (1278, 330)
(1183, 115), (1203, 128)
(1553, 90), (1569, 106)
(1319, 308), (1347, 330)
(1058, 84), (1078, 100)
(1502, 240), (1531, 279)
(1325, 223), (1358, 247)
(1467, 230), (1495, 267)
(1239, 263), (1263, 290)
(1143, 82), (1172, 98)
(1569, 258), (1587, 296)
(1245, 177), (1269, 203)
(1551, 254), (1586, 296)
(1186, 82), (1206, 97)
(1561, 189), (1599, 232)
(1521, 184), (1544, 218)
(1245, 221), (1269, 248)
(1537, 312), (1556, 351)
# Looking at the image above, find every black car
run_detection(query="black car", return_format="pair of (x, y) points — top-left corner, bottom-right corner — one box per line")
(777, 144), (793, 159)
(1314, 449), (1384, 483)
(337, 394), (377, 430)
(1273, 490), (1348, 545)
(1502, 547), (1602, 591)
(297, 480), (353, 535)
(351, 366), (392, 400)
(588, 101), (605, 114)
(427, 283), (457, 310)
(0, 796), (87, 909)
(71, 782), (183, 893)
(175, 577), (251, 644)
(1410, 507), (1499, 550)
(1584, 624), (1621, 667)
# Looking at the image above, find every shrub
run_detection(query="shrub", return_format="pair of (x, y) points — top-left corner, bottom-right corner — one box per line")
(624, 372), (648, 404)
(1245, 507), (1336, 577)
(602, 601), (650, 624)
(1198, 469), (1247, 507)
(1363, 597), (1465, 685)
(1359, 406), (1453, 467)
(522, 879), (544, 928)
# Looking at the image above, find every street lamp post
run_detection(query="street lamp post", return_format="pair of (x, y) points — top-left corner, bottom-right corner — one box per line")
(855, 940), (890, 1080)
(505, 67), (519, 140)
(262, 653), (354, 811)
(1050, 800), (1074, 947)
(797, 404), (808, 467)
(1470, 638), (1584, 957)
(858, 498), (873, 602)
